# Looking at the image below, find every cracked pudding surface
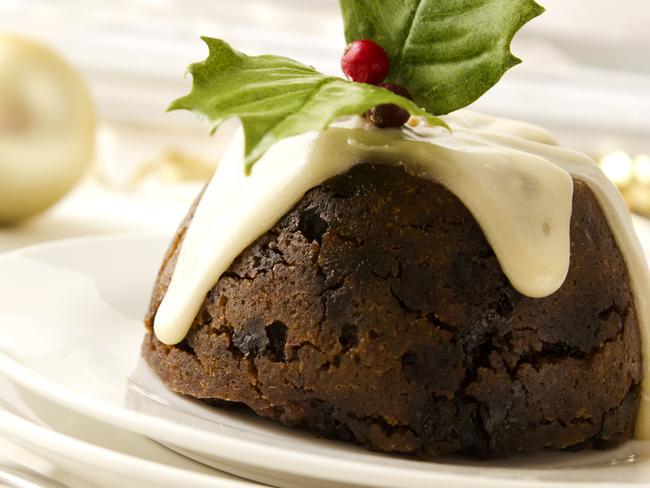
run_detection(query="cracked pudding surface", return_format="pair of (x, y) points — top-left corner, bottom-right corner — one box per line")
(143, 163), (642, 458)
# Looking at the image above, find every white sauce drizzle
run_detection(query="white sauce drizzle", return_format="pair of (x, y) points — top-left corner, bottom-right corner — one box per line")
(153, 110), (650, 439)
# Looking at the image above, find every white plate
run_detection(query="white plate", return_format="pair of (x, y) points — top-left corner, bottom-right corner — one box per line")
(0, 234), (650, 488)
(0, 375), (262, 488)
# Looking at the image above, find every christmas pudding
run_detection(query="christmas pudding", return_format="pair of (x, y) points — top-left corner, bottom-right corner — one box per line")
(142, 0), (650, 458)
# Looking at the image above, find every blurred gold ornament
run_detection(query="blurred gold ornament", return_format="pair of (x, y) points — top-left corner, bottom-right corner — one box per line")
(0, 34), (95, 224)
(599, 150), (650, 217)
(128, 149), (217, 188)
(634, 155), (650, 185)
(600, 150), (634, 187)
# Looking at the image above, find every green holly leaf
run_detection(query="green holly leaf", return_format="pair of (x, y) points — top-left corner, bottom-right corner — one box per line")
(169, 37), (446, 173)
(340, 0), (544, 115)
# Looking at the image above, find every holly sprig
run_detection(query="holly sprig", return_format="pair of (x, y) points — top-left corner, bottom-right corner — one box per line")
(170, 1), (543, 173)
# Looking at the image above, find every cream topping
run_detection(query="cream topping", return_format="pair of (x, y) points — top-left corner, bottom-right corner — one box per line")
(153, 110), (650, 439)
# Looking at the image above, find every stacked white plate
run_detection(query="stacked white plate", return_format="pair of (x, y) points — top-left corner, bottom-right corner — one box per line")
(1, 226), (650, 487)
(0, 376), (261, 487)
(0, 236), (267, 487)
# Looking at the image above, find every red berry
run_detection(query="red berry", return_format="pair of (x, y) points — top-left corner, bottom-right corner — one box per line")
(341, 40), (390, 85)
(366, 83), (413, 128)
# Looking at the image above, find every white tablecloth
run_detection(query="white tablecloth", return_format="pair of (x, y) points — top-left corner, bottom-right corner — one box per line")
(0, 179), (201, 254)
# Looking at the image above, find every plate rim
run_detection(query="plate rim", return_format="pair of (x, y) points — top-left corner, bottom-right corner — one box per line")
(0, 391), (259, 488)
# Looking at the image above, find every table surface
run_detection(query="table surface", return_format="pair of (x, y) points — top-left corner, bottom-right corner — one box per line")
(0, 179), (200, 254)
